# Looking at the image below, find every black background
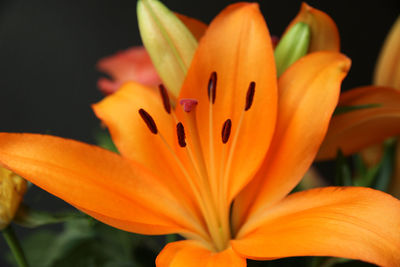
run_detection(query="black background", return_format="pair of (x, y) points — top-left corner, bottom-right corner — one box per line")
(0, 0), (399, 265)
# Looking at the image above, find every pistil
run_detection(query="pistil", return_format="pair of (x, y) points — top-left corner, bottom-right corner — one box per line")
(178, 99), (227, 251)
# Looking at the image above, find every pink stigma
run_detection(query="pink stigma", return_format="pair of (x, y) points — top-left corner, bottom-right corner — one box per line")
(180, 98), (198, 112)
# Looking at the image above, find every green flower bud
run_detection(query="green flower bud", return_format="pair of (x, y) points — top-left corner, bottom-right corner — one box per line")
(274, 22), (311, 77)
(137, 0), (198, 98)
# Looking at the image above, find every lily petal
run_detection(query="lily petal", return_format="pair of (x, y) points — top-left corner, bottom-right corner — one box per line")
(374, 16), (400, 89)
(232, 187), (400, 267)
(157, 240), (245, 267)
(233, 52), (350, 230)
(317, 86), (400, 160)
(179, 3), (278, 203)
(93, 82), (202, 223)
(390, 141), (400, 198)
(285, 3), (340, 52)
(0, 133), (200, 235)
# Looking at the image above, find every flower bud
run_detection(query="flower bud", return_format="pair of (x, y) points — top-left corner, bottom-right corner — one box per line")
(137, 0), (198, 98)
(0, 167), (27, 230)
(274, 22), (310, 77)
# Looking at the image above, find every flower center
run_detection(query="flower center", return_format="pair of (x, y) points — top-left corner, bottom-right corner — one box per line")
(138, 73), (256, 252)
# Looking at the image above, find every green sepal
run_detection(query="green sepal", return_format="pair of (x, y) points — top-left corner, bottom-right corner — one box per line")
(137, 0), (197, 98)
(94, 129), (119, 153)
(274, 22), (310, 77)
(333, 103), (381, 116)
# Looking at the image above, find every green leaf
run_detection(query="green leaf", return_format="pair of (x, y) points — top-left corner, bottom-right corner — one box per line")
(334, 150), (353, 186)
(94, 129), (119, 153)
(351, 139), (395, 191)
(137, 0), (197, 97)
(333, 103), (381, 116)
(353, 155), (380, 187)
(14, 204), (84, 228)
(373, 139), (396, 191)
(274, 22), (310, 77)
(14, 218), (154, 267)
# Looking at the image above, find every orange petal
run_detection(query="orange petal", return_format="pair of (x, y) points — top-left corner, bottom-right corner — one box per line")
(96, 46), (161, 94)
(233, 52), (350, 230)
(0, 133), (201, 235)
(176, 13), (207, 41)
(179, 3), (277, 203)
(156, 240), (245, 267)
(390, 141), (400, 198)
(374, 17), (400, 89)
(232, 187), (400, 267)
(285, 3), (340, 52)
(93, 82), (202, 224)
(317, 86), (400, 160)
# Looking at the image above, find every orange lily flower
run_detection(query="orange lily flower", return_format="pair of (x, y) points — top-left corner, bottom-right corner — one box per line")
(0, 3), (400, 266)
(317, 17), (400, 162)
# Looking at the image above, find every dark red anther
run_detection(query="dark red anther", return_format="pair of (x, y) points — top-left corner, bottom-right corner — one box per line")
(158, 84), (171, 114)
(208, 72), (217, 104)
(221, 119), (232, 144)
(138, 108), (158, 134)
(245, 81), (256, 111)
(177, 122), (186, 147)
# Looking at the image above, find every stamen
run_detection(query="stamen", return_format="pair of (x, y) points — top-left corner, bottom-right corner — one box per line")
(138, 108), (158, 134)
(221, 119), (232, 144)
(245, 81), (256, 111)
(180, 99), (198, 112)
(208, 72), (217, 104)
(158, 84), (171, 114)
(176, 122), (186, 147)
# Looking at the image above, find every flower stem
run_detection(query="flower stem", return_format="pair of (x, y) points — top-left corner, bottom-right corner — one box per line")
(2, 225), (29, 267)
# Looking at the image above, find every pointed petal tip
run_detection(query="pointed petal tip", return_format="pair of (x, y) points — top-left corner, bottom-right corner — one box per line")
(224, 2), (261, 14)
(339, 55), (351, 73)
(300, 2), (312, 12)
(289, 3), (340, 52)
